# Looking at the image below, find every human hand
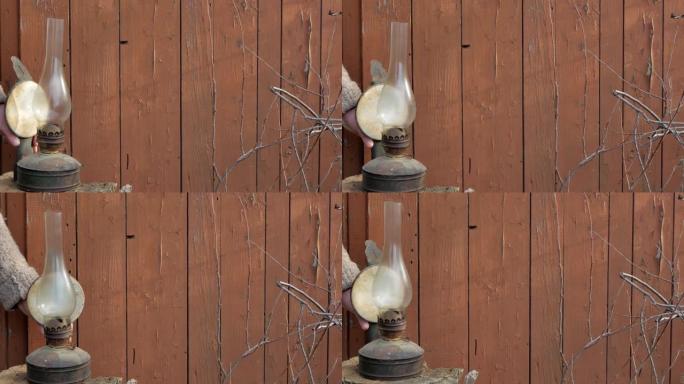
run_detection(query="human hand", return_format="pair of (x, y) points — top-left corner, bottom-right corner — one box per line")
(343, 108), (374, 149)
(342, 288), (370, 331)
(0, 104), (20, 147)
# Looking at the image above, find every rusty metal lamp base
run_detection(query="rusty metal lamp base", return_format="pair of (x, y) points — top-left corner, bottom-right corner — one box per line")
(26, 324), (91, 384)
(362, 127), (426, 193)
(15, 125), (81, 192)
(358, 310), (424, 381)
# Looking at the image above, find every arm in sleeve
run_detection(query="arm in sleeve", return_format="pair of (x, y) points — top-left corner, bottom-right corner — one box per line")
(342, 246), (361, 291)
(342, 66), (363, 114)
(0, 216), (38, 310)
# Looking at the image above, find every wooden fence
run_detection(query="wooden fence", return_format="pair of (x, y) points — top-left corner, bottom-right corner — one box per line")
(0, 192), (342, 384)
(342, 0), (684, 193)
(343, 193), (684, 384)
(0, 0), (342, 192)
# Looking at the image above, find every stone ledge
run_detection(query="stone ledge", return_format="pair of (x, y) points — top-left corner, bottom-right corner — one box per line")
(0, 365), (124, 384)
(343, 175), (460, 193)
(0, 172), (118, 193)
(342, 357), (463, 384)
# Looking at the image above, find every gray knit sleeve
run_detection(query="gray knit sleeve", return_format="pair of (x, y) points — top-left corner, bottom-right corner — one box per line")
(342, 66), (363, 114)
(342, 246), (360, 291)
(0, 216), (38, 310)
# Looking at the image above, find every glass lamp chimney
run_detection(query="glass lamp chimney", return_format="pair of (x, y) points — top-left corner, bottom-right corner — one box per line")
(35, 18), (71, 128)
(377, 22), (416, 131)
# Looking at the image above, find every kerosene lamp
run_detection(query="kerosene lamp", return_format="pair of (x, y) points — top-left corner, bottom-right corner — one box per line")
(25, 211), (90, 384)
(352, 201), (424, 380)
(10, 18), (81, 191)
(356, 22), (427, 192)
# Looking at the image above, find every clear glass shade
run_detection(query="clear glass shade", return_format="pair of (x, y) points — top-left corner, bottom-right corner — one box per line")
(33, 18), (71, 127)
(27, 211), (84, 327)
(371, 201), (412, 312)
(377, 22), (416, 131)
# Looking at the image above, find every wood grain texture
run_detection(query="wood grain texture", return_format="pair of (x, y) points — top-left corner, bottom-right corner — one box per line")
(414, 0), (462, 189)
(469, 193), (529, 383)
(70, 0), (120, 184)
(0, 0), (19, 173)
(120, 0), (181, 191)
(76, 193), (126, 378)
(663, 1), (684, 192)
(344, 192), (367, 358)
(188, 193), (220, 384)
(125, 193), (187, 383)
(418, 193), (468, 370)
(328, 192), (343, 383)
(530, 193), (564, 383)
(462, 0), (521, 191)
(4, 193), (27, 368)
(341, 0), (363, 179)
(607, 193), (634, 383)
(671, 192), (683, 382)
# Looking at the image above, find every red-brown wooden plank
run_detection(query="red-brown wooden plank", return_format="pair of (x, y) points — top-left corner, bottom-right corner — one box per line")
(463, 1), (522, 191)
(555, 2), (600, 192)
(524, 1), (558, 191)
(256, 1), (282, 191)
(4, 193), (27, 367)
(469, 193), (530, 382)
(126, 193), (187, 383)
(70, 0), (120, 185)
(221, 193), (265, 383)
(25, 193), (77, 353)
(341, 0), (363, 179)
(671, 192), (683, 381)
(120, 0), (180, 191)
(288, 193), (330, 382)
(359, 0), (411, 164)
(599, 0), (625, 192)
(188, 193), (220, 383)
(632, 194), (673, 383)
(623, 1), (664, 191)
(367, 193), (418, 342)
(264, 193), (290, 383)
(328, 192), (343, 382)
(0, 0), (19, 173)
(418, 193), (468, 369)
(212, 5), (257, 192)
(530, 193), (564, 383)
(663, 2), (684, 192)
(76, 193), (126, 378)
(0, 195), (7, 369)
(319, 0), (342, 192)
(19, 0), (72, 154)
(607, 193), (634, 383)
(180, 0), (214, 192)
(562, 193), (608, 382)
(281, 2), (321, 191)
(344, 192), (366, 358)
(264, 192), (290, 382)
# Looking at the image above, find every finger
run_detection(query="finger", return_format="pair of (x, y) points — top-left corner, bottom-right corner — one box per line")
(360, 134), (374, 149)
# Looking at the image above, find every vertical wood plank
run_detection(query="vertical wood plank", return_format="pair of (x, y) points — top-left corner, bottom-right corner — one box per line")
(180, 0), (214, 192)
(599, 0), (625, 192)
(120, 0), (180, 191)
(288, 193), (330, 382)
(256, 1), (282, 191)
(25, 193), (77, 353)
(319, 0), (342, 192)
(19, 0), (72, 153)
(328, 192), (343, 382)
(671, 192), (683, 381)
(359, 0), (411, 163)
(632, 194), (673, 383)
(623, 1), (663, 191)
(469, 193), (530, 382)
(524, 1), (558, 191)
(562, 193), (608, 382)
(281, 1), (321, 191)
(126, 193), (187, 383)
(264, 192), (290, 382)
(0, 195), (7, 370)
(530, 193), (564, 383)
(555, 1), (600, 192)
(414, 0), (462, 189)
(76, 193), (126, 378)
(5, 193), (27, 367)
(221, 193), (265, 383)
(187, 193), (220, 383)
(341, 0), (363, 179)
(463, 0), (522, 191)
(663, 1), (684, 191)
(213, 4), (258, 192)
(344, 192), (366, 358)
(418, 193), (468, 369)
(607, 193), (634, 383)
(367, 193), (418, 341)
(70, 0), (120, 184)
(0, 0), (19, 172)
